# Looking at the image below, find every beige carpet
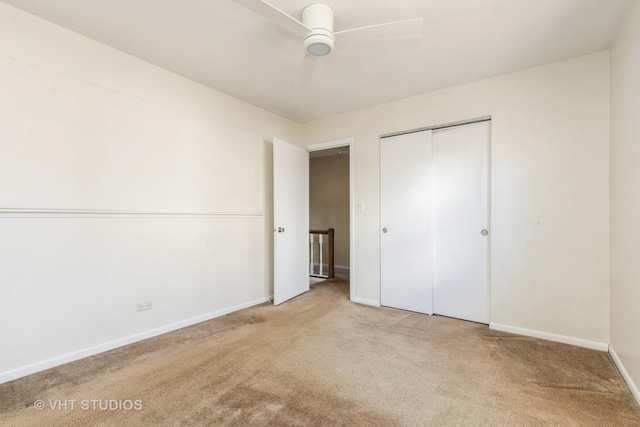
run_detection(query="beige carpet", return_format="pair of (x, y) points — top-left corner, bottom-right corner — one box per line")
(1, 280), (639, 426)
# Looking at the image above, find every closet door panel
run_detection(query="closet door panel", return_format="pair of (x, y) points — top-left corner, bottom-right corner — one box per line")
(432, 121), (490, 323)
(380, 131), (433, 314)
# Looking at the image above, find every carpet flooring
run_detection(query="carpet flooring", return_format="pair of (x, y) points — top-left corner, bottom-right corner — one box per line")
(1, 280), (639, 426)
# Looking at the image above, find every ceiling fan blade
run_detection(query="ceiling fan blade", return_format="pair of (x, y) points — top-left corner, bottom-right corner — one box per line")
(292, 55), (318, 88)
(334, 17), (423, 44)
(233, 0), (310, 37)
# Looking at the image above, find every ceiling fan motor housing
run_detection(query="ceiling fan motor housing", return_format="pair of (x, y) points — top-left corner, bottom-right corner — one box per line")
(302, 3), (334, 56)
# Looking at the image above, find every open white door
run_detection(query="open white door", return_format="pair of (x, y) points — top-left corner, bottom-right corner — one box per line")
(273, 138), (309, 305)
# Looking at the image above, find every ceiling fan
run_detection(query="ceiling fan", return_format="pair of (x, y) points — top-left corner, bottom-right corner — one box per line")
(233, 0), (423, 87)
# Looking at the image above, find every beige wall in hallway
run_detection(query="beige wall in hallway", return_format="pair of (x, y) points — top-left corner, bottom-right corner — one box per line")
(309, 155), (350, 268)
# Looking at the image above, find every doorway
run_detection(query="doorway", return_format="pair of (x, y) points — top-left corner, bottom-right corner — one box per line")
(272, 138), (355, 305)
(309, 146), (350, 284)
(307, 139), (355, 301)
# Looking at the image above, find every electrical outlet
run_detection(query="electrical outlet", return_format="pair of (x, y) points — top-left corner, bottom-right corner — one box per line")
(137, 301), (152, 312)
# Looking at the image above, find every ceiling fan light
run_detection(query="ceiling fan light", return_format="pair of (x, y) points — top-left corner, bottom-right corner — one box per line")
(303, 32), (334, 56)
(307, 42), (330, 56)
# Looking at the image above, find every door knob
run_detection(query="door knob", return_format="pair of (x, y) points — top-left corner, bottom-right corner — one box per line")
(278, 227), (285, 233)
(382, 228), (388, 233)
(481, 229), (488, 236)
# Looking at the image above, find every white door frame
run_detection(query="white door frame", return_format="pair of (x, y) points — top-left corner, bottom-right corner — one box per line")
(306, 138), (355, 303)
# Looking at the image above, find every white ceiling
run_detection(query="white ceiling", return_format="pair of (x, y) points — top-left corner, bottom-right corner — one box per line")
(2, 0), (629, 123)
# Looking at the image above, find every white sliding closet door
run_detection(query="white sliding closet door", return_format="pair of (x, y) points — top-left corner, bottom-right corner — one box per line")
(380, 131), (433, 314)
(432, 121), (490, 323)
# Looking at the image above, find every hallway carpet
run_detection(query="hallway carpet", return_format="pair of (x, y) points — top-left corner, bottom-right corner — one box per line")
(1, 280), (639, 426)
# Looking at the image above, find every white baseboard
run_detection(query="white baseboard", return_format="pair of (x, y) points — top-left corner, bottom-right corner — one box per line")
(351, 297), (380, 307)
(609, 345), (640, 406)
(334, 265), (350, 271)
(0, 296), (271, 384)
(489, 322), (609, 352)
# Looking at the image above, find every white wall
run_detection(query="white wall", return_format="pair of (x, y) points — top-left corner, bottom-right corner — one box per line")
(0, 3), (301, 381)
(302, 52), (610, 346)
(610, 0), (640, 403)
